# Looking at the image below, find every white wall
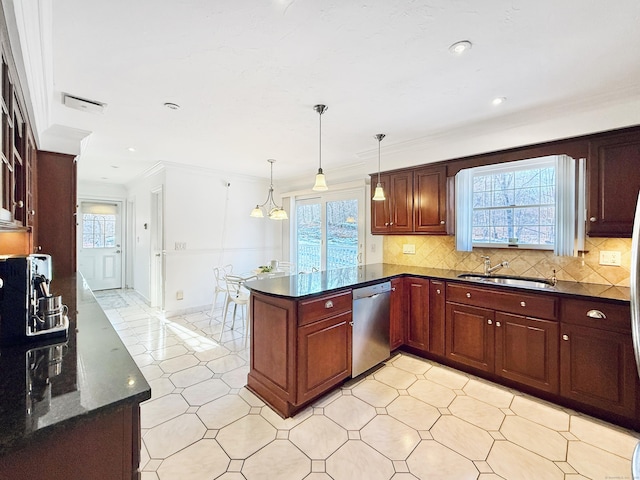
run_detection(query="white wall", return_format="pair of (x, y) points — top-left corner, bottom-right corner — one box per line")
(126, 166), (166, 304)
(124, 163), (282, 315)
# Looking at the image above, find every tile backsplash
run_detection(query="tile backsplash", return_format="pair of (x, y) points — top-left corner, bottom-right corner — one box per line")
(383, 235), (632, 287)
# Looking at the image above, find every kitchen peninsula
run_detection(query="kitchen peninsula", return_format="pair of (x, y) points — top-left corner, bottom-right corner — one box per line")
(0, 275), (151, 480)
(246, 263), (637, 431)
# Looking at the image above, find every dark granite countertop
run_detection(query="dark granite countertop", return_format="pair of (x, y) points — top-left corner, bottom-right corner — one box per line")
(246, 263), (631, 303)
(0, 274), (151, 455)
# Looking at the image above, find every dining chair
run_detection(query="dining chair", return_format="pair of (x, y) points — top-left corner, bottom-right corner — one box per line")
(219, 274), (255, 343)
(210, 264), (233, 318)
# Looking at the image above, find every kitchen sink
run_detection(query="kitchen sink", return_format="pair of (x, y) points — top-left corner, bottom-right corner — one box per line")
(457, 273), (555, 289)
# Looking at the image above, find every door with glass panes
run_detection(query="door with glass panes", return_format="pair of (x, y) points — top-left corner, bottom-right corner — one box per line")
(295, 191), (364, 273)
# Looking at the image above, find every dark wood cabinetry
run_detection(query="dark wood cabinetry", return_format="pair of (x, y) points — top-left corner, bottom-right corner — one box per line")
(445, 282), (559, 392)
(249, 290), (352, 417)
(446, 301), (494, 372)
(559, 298), (637, 418)
(495, 312), (559, 394)
(371, 171), (413, 233)
(405, 277), (429, 350)
(413, 165), (447, 234)
(36, 151), (77, 276)
(428, 280), (446, 356)
(587, 131), (640, 237)
(389, 277), (405, 350)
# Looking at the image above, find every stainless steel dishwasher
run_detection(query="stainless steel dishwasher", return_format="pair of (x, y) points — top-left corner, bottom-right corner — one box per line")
(352, 281), (391, 377)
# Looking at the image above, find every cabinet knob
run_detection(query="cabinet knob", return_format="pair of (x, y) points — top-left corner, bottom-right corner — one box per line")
(487, 319), (493, 325)
(586, 309), (606, 319)
(436, 289), (441, 295)
(466, 292), (471, 298)
(325, 300), (334, 309)
(385, 222), (389, 226)
(520, 301), (526, 307)
(29, 209), (35, 216)
(496, 321), (501, 327)
(440, 220), (445, 225)
(389, 222), (394, 226)
(391, 287), (396, 292)
(589, 217), (597, 222)
(15, 200), (24, 208)
(349, 321), (354, 327)
(562, 334), (569, 341)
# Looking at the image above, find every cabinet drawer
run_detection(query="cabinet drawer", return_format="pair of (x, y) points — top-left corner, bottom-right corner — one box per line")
(447, 282), (557, 320)
(298, 290), (352, 326)
(561, 298), (631, 333)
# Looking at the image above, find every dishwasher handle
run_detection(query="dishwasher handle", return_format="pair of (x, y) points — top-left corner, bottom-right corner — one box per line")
(352, 281), (392, 300)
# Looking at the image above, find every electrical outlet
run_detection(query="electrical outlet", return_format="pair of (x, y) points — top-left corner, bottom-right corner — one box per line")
(175, 242), (187, 250)
(599, 250), (621, 266)
(403, 244), (416, 254)
(176, 290), (184, 300)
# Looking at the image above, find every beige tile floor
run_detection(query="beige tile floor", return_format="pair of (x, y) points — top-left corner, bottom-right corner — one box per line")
(96, 289), (640, 480)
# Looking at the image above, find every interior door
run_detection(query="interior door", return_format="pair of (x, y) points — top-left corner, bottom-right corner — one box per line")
(78, 201), (122, 290)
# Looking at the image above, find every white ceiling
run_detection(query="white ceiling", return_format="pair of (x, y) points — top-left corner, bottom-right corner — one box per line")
(9, 0), (640, 186)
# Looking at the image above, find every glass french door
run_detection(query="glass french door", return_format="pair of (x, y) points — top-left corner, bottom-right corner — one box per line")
(295, 190), (364, 273)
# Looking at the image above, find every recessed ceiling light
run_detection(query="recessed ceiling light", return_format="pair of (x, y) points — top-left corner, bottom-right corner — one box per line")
(492, 97), (506, 106)
(164, 102), (180, 110)
(111, 165), (119, 169)
(127, 147), (136, 152)
(449, 40), (472, 55)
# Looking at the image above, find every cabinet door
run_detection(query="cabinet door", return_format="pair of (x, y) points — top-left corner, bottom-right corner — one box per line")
(406, 277), (429, 350)
(560, 323), (637, 418)
(36, 151), (77, 276)
(389, 277), (405, 350)
(446, 302), (494, 373)
(428, 280), (446, 356)
(414, 165), (447, 234)
(371, 174), (391, 233)
(389, 171), (413, 232)
(297, 312), (352, 405)
(587, 131), (640, 237)
(495, 312), (559, 394)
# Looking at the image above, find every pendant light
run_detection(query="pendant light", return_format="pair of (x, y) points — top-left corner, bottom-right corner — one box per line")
(250, 159), (288, 220)
(372, 133), (386, 201)
(312, 104), (328, 191)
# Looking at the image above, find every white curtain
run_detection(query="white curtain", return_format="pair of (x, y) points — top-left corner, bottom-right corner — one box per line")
(555, 155), (576, 256)
(455, 168), (474, 252)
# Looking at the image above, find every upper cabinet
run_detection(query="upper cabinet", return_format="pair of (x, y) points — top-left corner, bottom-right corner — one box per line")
(587, 131), (640, 237)
(414, 165), (447, 234)
(0, 30), (35, 232)
(371, 171), (414, 234)
(371, 165), (447, 235)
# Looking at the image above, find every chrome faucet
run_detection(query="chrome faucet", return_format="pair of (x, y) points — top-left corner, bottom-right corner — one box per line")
(481, 255), (509, 276)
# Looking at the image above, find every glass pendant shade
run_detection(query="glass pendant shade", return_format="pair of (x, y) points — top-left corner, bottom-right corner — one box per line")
(250, 159), (288, 220)
(373, 183), (386, 201)
(372, 133), (386, 201)
(250, 206), (264, 218)
(313, 168), (328, 191)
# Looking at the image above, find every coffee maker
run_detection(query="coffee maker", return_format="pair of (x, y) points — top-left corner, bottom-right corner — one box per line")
(0, 254), (69, 345)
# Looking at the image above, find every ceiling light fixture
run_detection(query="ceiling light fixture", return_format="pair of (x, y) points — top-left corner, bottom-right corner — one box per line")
(250, 159), (288, 220)
(492, 97), (506, 106)
(312, 104), (328, 191)
(372, 134), (386, 201)
(449, 40), (472, 55)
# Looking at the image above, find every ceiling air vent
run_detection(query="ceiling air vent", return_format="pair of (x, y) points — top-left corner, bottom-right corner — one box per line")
(63, 93), (106, 114)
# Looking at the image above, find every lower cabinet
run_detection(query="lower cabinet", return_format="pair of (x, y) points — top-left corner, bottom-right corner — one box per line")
(248, 290), (352, 417)
(406, 277), (429, 350)
(445, 282), (560, 393)
(495, 312), (559, 394)
(446, 302), (494, 372)
(428, 280), (446, 356)
(389, 277), (405, 350)
(297, 312), (351, 405)
(560, 298), (638, 419)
